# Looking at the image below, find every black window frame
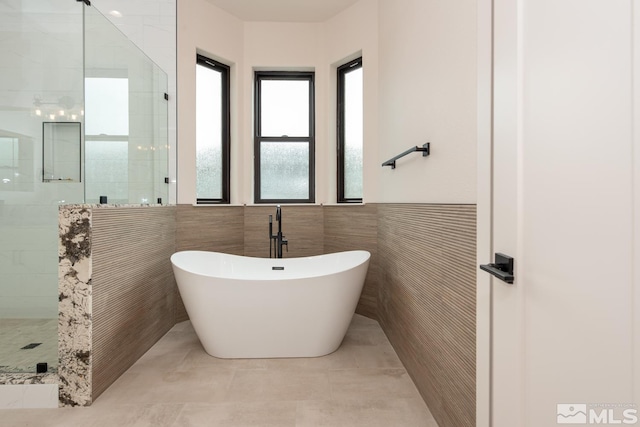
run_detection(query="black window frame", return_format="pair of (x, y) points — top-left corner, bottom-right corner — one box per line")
(254, 71), (315, 204)
(195, 54), (231, 204)
(337, 57), (363, 203)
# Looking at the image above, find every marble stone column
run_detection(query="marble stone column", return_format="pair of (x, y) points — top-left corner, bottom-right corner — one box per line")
(58, 206), (92, 406)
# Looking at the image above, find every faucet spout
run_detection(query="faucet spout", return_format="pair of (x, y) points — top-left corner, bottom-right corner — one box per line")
(268, 215), (273, 258)
(269, 205), (287, 258)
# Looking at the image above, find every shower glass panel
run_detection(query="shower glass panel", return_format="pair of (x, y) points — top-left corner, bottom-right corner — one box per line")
(0, 0), (84, 373)
(84, 5), (168, 205)
(0, 1), (168, 374)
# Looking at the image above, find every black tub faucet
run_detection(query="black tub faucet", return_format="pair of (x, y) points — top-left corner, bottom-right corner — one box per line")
(269, 205), (288, 258)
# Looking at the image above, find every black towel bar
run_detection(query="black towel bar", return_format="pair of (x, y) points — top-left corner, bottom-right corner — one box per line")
(382, 143), (430, 169)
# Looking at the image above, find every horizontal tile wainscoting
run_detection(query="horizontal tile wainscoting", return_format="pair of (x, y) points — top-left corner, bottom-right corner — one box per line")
(58, 205), (176, 406)
(324, 205), (379, 320)
(378, 204), (477, 427)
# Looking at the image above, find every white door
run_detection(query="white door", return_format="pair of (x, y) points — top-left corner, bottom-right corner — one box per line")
(478, 1), (640, 426)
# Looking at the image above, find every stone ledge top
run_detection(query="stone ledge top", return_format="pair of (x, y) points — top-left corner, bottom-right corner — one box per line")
(59, 204), (175, 210)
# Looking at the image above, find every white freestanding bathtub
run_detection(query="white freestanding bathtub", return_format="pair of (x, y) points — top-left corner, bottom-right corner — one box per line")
(170, 250), (370, 359)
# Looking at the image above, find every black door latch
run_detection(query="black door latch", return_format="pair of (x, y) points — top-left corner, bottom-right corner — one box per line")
(480, 253), (514, 284)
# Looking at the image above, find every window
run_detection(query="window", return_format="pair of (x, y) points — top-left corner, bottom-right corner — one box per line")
(254, 71), (315, 203)
(84, 77), (129, 203)
(337, 57), (363, 203)
(196, 54), (230, 203)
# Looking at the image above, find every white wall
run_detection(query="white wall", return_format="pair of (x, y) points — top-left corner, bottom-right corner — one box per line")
(177, 0), (378, 204)
(177, 0), (475, 205)
(378, 0), (477, 203)
(324, 0), (378, 202)
(177, 0), (244, 204)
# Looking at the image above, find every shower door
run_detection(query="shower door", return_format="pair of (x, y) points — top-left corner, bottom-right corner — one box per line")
(0, 0), (84, 374)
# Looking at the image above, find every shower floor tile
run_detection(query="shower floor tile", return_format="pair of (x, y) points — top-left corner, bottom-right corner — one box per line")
(1, 314), (439, 426)
(0, 319), (58, 373)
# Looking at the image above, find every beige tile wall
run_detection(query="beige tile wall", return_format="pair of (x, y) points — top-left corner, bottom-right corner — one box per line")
(378, 204), (476, 427)
(324, 205), (379, 320)
(176, 205), (245, 254)
(244, 206), (324, 258)
(91, 206), (177, 400)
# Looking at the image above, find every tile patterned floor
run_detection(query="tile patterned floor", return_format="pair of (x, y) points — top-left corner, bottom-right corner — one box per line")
(0, 319), (58, 373)
(2, 314), (439, 426)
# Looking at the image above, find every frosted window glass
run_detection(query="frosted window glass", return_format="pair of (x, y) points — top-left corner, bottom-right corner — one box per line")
(260, 142), (309, 200)
(85, 78), (129, 136)
(261, 80), (309, 137)
(196, 63), (223, 199)
(344, 68), (363, 199)
(85, 140), (128, 202)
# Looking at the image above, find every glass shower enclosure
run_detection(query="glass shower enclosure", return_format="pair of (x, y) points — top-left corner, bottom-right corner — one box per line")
(0, 0), (168, 374)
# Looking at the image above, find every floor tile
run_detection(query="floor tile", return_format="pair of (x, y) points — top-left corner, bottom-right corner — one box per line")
(262, 345), (358, 371)
(126, 348), (191, 374)
(226, 369), (331, 402)
(176, 348), (267, 372)
(91, 403), (183, 427)
(328, 368), (423, 401)
(0, 314), (439, 426)
(95, 370), (235, 405)
(0, 319), (57, 373)
(346, 314), (381, 330)
(172, 401), (297, 427)
(296, 398), (438, 427)
(340, 328), (405, 369)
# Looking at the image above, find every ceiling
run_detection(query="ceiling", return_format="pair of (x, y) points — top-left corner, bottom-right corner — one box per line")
(203, 0), (361, 23)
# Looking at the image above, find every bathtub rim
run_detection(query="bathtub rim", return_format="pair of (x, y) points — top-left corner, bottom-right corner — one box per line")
(170, 249), (370, 282)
